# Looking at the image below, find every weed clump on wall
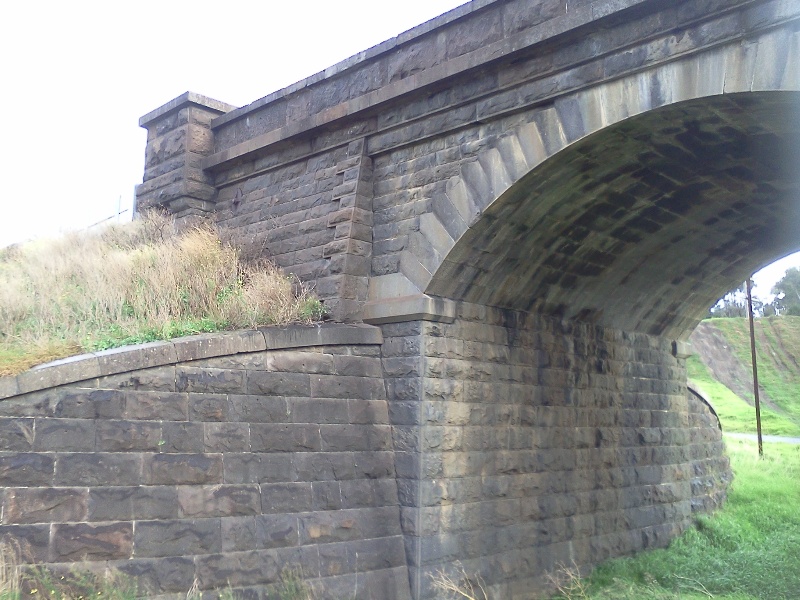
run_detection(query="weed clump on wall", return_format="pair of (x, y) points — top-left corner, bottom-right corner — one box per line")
(0, 212), (324, 375)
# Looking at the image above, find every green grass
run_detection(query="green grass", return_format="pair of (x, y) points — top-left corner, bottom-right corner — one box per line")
(708, 317), (800, 420)
(687, 355), (800, 437)
(569, 440), (800, 600)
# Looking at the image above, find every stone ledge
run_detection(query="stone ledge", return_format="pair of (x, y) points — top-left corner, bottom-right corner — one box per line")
(0, 324), (383, 401)
(139, 92), (237, 128)
(362, 295), (456, 325)
(672, 340), (692, 359)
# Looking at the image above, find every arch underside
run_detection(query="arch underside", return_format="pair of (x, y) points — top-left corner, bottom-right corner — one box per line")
(427, 92), (800, 339)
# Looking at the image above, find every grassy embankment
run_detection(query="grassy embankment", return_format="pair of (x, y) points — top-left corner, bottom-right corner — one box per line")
(687, 354), (800, 437)
(0, 213), (324, 377)
(562, 317), (800, 599)
(568, 440), (800, 600)
(688, 316), (800, 437)
(710, 317), (800, 421)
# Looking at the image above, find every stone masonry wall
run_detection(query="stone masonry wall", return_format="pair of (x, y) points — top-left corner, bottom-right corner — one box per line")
(381, 303), (731, 599)
(0, 325), (410, 600)
(0, 318), (731, 600)
(686, 387), (730, 515)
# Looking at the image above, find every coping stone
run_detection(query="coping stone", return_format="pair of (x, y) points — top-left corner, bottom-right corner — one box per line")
(139, 92), (237, 128)
(362, 295), (456, 325)
(95, 341), (178, 376)
(0, 325), (381, 401)
(261, 323), (383, 349)
(16, 353), (102, 395)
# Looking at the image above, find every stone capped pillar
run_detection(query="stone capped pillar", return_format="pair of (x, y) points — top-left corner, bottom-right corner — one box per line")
(135, 92), (235, 223)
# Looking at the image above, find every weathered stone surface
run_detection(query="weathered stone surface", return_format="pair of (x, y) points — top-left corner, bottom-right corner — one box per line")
(255, 514), (299, 549)
(177, 485), (261, 518)
(220, 516), (258, 552)
(176, 367), (244, 393)
(3, 487), (87, 524)
(0, 524), (50, 561)
(51, 522), (133, 561)
(54, 453), (142, 486)
(88, 486), (180, 521)
(260, 483), (314, 514)
(34, 418), (96, 451)
(228, 395), (287, 423)
(122, 391), (188, 421)
(0, 311), (731, 600)
(97, 366), (177, 392)
(116, 556), (196, 595)
(380, 304), (732, 597)
(246, 372), (311, 397)
(0, 418), (34, 451)
(222, 453), (293, 484)
(204, 422), (250, 452)
(134, 518), (221, 558)
(194, 549), (281, 588)
(145, 454), (223, 485)
(96, 420), (162, 452)
(160, 422), (205, 453)
(250, 424), (321, 453)
(0, 453), (55, 486)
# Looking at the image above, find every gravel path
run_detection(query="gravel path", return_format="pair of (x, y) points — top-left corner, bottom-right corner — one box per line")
(724, 432), (800, 444)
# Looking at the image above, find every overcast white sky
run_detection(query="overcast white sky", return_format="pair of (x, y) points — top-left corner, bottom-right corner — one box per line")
(1, 0), (797, 302)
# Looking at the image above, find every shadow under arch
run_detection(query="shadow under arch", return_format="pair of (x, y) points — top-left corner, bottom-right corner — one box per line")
(426, 91), (800, 339)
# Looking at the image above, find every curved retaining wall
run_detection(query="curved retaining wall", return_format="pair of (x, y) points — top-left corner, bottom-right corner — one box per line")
(0, 319), (731, 599)
(0, 325), (409, 600)
(686, 384), (730, 515)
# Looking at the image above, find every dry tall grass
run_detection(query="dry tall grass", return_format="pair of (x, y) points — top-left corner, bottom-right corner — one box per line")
(0, 541), (21, 598)
(0, 212), (324, 375)
(429, 563), (490, 600)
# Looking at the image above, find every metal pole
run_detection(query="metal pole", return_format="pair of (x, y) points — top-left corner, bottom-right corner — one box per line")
(746, 278), (763, 457)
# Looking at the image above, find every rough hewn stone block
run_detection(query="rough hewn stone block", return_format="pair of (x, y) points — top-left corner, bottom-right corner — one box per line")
(223, 453), (293, 484)
(117, 556), (196, 595)
(0, 418), (34, 452)
(55, 453), (141, 486)
(51, 522), (133, 561)
(246, 372), (311, 397)
(3, 487), (87, 524)
(88, 486), (179, 521)
(145, 454), (223, 485)
(34, 418), (96, 452)
(96, 420), (162, 452)
(261, 483), (314, 514)
(204, 422), (250, 452)
(250, 424), (321, 453)
(177, 484), (261, 518)
(134, 518), (221, 558)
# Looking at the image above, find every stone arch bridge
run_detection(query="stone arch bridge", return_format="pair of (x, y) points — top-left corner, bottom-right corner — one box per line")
(133, 0), (800, 596)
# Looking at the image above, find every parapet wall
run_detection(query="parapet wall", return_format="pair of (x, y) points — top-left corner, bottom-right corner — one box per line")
(0, 325), (410, 600)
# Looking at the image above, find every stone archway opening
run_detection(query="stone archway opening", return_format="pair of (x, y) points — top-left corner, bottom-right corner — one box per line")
(426, 92), (800, 340)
